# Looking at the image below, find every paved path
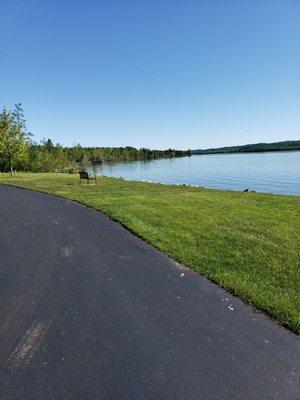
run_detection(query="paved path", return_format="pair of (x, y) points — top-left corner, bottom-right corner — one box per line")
(0, 185), (299, 400)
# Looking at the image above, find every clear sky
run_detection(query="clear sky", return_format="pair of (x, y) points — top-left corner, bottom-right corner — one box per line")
(0, 0), (299, 149)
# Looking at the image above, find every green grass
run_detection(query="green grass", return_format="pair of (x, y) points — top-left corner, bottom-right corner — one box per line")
(0, 172), (299, 333)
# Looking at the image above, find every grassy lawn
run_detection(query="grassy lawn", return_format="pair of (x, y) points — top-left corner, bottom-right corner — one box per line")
(0, 172), (299, 333)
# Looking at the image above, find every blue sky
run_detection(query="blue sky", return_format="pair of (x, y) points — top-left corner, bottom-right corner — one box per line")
(0, 0), (299, 149)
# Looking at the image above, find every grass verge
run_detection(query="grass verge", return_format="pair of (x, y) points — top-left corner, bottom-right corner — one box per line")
(0, 172), (299, 333)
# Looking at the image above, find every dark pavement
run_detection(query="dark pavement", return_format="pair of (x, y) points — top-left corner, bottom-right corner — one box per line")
(0, 184), (299, 400)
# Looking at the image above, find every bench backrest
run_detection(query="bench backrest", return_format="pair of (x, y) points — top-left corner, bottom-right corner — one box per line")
(79, 171), (89, 179)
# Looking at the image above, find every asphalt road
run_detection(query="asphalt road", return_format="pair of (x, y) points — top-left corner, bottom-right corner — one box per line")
(0, 184), (299, 400)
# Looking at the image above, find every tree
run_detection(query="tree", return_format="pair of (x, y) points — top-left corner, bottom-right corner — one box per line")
(44, 138), (55, 153)
(12, 103), (26, 131)
(0, 104), (31, 175)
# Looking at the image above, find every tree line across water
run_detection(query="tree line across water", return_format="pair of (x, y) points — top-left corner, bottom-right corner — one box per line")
(0, 104), (191, 174)
(2, 104), (297, 175)
(192, 140), (300, 155)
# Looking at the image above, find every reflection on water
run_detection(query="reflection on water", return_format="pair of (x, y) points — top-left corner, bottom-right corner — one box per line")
(88, 151), (300, 195)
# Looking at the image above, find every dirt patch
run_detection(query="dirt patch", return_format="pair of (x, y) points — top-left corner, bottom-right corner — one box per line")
(60, 246), (74, 258)
(9, 321), (49, 368)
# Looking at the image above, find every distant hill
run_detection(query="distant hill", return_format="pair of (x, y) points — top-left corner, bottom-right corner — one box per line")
(192, 140), (300, 155)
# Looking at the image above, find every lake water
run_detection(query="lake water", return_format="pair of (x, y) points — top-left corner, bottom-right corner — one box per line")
(89, 151), (300, 195)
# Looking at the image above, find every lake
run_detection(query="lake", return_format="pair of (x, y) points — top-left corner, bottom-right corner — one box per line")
(88, 151), (300, 195)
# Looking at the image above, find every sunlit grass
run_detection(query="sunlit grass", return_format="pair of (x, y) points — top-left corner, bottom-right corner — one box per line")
(1, 172), (299, 333)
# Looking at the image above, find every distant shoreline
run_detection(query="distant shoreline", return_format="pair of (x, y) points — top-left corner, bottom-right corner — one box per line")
(191, 140), (300, 155)
(191, 148), (300, 156)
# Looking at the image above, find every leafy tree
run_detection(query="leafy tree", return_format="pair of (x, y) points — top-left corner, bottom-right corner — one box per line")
(0, 104), (31, 175)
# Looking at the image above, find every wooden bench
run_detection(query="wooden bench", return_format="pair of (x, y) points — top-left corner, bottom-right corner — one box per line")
(79, 171), (97, 184)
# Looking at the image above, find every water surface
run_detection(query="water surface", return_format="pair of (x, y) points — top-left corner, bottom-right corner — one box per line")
(89, 151), (300, 195)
